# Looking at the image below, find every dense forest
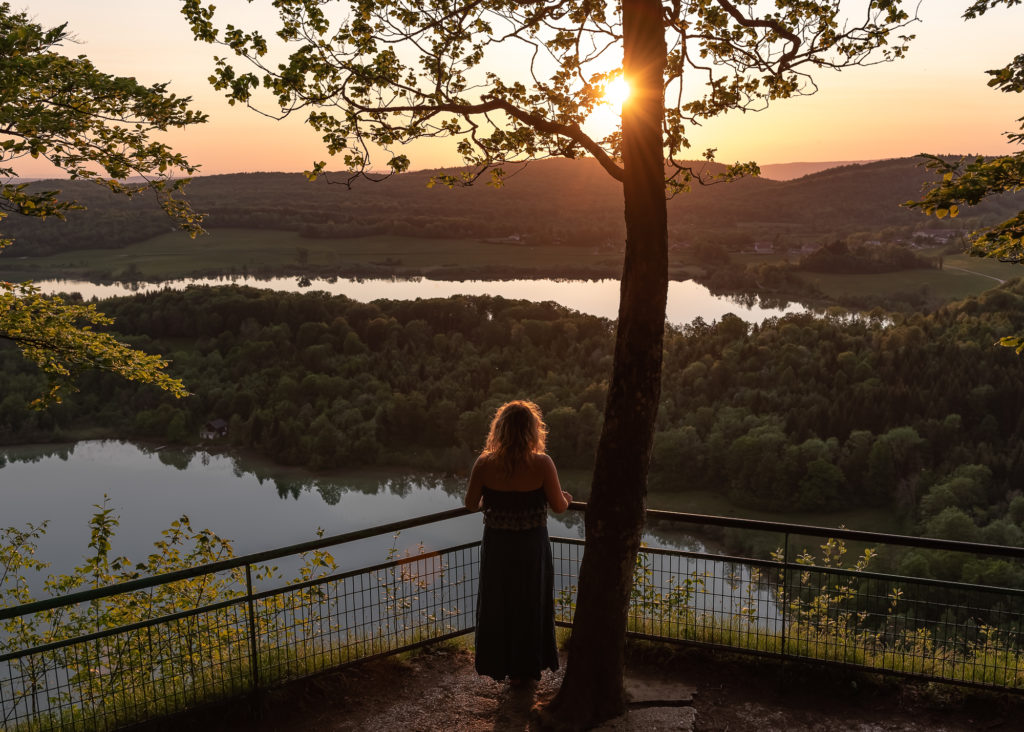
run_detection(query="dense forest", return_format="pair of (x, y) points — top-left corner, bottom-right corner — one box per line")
(3, 284), (1024, 584)
(798, 240), (939, 274)
(6, 157), (1023, 257)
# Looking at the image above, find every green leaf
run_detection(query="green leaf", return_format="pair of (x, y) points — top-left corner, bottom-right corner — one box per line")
(0, 5), (204, 404)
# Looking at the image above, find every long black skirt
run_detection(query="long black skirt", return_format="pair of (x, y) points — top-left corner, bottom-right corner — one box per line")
(474, 525), (559, 681)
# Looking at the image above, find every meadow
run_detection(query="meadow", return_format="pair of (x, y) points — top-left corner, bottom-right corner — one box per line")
(0, 229), (629, 281)
(794, 253), (1016, 303)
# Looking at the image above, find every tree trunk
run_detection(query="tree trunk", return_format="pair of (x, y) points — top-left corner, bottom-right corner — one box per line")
(541, 0), (668, 728)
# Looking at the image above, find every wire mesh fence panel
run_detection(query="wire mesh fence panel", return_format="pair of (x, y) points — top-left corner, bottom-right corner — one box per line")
(553, 540), (784, 652)
(779, 565), (1024, 688)
(553, 533), (1024, 692)
(1, 599), (253, 732)
(253, 543), (480, 686)
(622, 548), (781, 653)
(551, 539), (583, 625)
(1, 537), (479, 731)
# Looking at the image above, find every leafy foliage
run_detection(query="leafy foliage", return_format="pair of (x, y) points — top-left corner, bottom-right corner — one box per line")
(0, 504), (473, 730)
(0, 282), (188, 406)
(908, 154), (1024, 257)
(0, 4), (205, 404)
(180, 0), (915, 187)
(798, 239), (937, 274)
(0, 4), (206, 241)
(906, 2), (1024, 355)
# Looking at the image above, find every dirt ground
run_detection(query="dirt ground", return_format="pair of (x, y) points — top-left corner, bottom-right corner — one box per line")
(136, 641), (1024, 731)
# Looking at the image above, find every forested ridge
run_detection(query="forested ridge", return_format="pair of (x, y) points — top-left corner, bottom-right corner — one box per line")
(3, 285), (1024, 577)
(6, 157), (1023, 256)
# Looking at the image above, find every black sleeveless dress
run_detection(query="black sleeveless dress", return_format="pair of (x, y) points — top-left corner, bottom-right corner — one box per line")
(474, 487), (559, 681)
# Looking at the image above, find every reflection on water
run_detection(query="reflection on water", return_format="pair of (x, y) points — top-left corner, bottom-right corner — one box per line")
(1, 441), (466, 580)
(30, 276), (806, 326)
(0, 441), (703, 589)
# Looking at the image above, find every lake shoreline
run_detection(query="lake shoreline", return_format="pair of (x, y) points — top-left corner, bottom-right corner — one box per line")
(15, 275), (810, 329)
(2, 262), (835, 312)
(1, 437), (889, 539)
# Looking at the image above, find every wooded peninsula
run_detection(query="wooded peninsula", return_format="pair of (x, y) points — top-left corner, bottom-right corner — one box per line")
(3, 282), (1024, 586)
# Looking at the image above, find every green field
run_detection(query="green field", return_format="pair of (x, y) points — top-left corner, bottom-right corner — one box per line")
(0, 228), (631, 281)
(794, 251), (1020, 303)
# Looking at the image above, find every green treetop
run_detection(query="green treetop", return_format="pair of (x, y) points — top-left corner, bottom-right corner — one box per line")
(0, 3), (206, 404)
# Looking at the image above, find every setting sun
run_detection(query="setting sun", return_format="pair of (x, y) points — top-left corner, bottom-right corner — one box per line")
(603, 77), (631, 107)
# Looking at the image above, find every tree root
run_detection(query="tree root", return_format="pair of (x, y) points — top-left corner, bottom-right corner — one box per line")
(533, 685), (626, 731)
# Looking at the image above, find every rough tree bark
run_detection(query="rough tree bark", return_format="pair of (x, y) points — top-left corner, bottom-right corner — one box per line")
(542, 0), (669, 727)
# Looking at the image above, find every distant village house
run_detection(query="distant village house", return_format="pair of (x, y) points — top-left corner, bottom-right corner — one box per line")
(201, 419), (229, 440)
(920, 229), (963, 243)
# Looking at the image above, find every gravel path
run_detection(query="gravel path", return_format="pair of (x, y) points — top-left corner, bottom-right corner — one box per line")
(137, 642), (1024, 731)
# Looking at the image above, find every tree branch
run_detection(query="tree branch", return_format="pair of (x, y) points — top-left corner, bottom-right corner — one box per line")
(714, 0), (802, 70)
(371, 98), (624, 181)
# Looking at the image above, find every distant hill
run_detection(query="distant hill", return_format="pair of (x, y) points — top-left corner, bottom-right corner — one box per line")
(3, 156), (1021, 257)
(758, 160), (876, 181)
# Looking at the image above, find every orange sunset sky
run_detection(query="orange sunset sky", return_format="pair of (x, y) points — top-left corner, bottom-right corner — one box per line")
(19, 1), (1024, 178)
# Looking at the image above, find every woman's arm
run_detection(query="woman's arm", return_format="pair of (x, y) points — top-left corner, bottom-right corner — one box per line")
(464, 456), (485, 511)
(540, 454), (571, 514)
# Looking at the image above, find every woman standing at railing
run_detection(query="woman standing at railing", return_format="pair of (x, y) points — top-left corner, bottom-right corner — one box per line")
(464, 400), (572, 687)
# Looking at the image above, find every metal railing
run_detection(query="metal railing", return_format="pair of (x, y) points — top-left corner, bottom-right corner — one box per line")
(557, 509), (1024, 691)
(3, 504), (1024, 731)
(1, 508), (479, 732)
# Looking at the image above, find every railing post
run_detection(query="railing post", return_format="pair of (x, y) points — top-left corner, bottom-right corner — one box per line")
(781, 532), (790, 658)
(245, 563), (260, 690)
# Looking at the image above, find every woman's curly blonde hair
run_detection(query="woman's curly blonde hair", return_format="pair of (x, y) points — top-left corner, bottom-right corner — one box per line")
(482, 400), (547, 476)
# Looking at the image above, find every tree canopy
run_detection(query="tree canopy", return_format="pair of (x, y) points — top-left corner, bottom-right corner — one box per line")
(908, 2), (1023, 269)
(181, 0), (914, 187)
(180, 0), (919, 724)
(0, 3), (204, 404)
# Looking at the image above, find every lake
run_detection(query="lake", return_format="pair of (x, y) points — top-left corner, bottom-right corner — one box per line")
(3, 276), (782, 610)
(0, 441), (710, 588)
(31, 276), (806, 326)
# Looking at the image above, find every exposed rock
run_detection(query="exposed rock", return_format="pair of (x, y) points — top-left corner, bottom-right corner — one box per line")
(593, 706), (696, 731)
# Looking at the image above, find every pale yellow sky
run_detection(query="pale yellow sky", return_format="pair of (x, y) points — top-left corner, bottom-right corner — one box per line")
(16, 1), (1024, 177)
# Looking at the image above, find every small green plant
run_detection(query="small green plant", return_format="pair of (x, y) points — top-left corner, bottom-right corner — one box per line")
(1, 501), (352, 730)
(2, 511), (476, 731)
(628, 544), (708, 634)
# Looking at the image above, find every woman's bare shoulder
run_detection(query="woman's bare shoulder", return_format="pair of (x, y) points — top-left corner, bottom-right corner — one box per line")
(532, 452), (556, 470)
(473, 452), (497, 475)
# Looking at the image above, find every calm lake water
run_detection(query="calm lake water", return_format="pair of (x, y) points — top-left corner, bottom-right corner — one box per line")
(0, 441), (707, 586)
(32, 276), (806, 326)
(4, 277), (780, 610)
